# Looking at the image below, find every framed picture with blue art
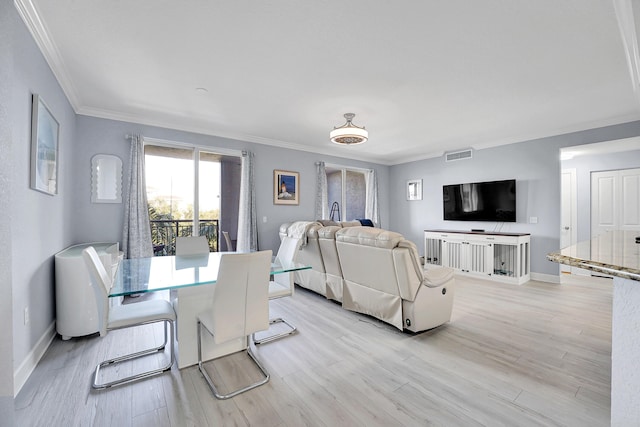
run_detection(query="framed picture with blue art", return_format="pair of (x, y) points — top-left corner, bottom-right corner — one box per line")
(30, 94), (59, 195)
(274, 169), (299, 205)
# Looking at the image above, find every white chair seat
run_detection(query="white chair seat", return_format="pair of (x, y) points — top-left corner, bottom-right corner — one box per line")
(108, 299), (176, 329)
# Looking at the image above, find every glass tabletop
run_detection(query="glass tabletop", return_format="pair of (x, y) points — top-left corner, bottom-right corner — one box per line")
(110, 252), (311, 297)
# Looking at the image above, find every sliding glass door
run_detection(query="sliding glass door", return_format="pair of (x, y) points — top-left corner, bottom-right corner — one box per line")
(144, 144), (239, 255)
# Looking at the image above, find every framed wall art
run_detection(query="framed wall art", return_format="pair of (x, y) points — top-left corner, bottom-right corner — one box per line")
(30, 94), (59, 195)
(274, 169), (299, 205)
(407, 179), (423, 201)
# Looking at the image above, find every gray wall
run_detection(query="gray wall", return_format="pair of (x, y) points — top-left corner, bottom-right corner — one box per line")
(1, 0), (15, 419)
(389, 124), (640, 277)
(72, 115), (390, 255)
(12, 19), (77, 369)
(563, 149), (640, 242)
(8, 0), (77, 398)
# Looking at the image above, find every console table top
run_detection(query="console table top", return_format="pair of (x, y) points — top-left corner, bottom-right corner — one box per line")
(425, 229), (531, 237)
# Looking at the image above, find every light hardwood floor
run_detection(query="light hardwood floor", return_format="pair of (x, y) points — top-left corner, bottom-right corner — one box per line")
(15, 274), (612, 426)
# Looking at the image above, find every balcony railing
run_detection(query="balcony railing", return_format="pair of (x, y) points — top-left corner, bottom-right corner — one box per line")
(150, 219), (219, 256)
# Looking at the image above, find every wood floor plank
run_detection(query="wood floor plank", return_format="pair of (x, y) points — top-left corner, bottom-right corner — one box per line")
(15, 274), (613, 426)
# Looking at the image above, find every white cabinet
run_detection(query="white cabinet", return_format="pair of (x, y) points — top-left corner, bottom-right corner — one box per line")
(55, 242), (123, 339)
(441, 234), (493, 276)
(425, 230), (530, 284)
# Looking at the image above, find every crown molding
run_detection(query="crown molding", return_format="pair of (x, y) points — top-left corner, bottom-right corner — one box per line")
(77, 105), (396, 166)
(14, 0), (81, 109)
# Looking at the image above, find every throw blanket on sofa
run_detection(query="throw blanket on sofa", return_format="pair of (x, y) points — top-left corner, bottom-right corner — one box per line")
(286, 221), (317, 246)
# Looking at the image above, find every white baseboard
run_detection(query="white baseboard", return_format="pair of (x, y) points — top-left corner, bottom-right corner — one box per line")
(531, 272), (561, 284)
(14, 321), (56, 397)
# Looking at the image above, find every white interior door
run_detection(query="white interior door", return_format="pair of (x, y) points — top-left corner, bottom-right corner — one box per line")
(620, 168), (640, 230)
(560, 169), (577, 274)
(591, 168), (640, 238)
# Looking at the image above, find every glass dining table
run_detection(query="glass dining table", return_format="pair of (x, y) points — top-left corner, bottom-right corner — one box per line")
(110, 252), (311, 368)
(110, 252), (310, 297)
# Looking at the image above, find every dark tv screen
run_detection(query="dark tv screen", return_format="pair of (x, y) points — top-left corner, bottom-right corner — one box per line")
(443, 179), (516, 222)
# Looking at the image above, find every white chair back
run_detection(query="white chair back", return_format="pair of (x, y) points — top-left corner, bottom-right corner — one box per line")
(176, 236), (210, 256)
(274, 236), (302, 289)
(221, 231), (233, 251)
(82, 246), (111, 337)
(210, 250), (272, 344)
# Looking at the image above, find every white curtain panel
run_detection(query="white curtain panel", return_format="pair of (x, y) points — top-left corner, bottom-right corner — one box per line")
(365, 169), (380, 226)
(314, 161), (328, 220)
(237, 150), (258, 252)
(122, 134), (153, 259)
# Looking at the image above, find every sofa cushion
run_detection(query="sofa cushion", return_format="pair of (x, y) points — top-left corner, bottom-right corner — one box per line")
(317, 219), (340, 226)
(336, 226), (403, 249)
(340, 221), (361, 228)
(317, 225), (341, 239)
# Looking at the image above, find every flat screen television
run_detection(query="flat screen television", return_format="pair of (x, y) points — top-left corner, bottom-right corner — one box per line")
(443, 179), (516, 222)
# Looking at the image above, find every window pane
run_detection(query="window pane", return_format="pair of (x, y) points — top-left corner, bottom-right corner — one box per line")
(345, 170), (366, 220)
(199, 151), (221, 252)
(145, 146), (194, 255)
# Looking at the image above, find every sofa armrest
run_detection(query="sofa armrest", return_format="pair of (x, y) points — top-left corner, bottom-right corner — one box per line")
(422, 267), (454, 288)
(396, 240), (423, 279)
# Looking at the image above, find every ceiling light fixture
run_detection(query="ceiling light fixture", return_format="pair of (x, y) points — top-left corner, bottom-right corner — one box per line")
(330, 113), (368, 145)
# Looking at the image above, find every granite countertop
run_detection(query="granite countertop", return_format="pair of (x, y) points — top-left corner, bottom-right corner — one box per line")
(547, 230), (640, 281)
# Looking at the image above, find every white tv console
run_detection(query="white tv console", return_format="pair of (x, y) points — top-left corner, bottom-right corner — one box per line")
(424, 230), (530, 284)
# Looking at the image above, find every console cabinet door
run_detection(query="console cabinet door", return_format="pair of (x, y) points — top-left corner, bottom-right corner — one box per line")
(442, 237), (492, 275)
(465, 241), (493, 276)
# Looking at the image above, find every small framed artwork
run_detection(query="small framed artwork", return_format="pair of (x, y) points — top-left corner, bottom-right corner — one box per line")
(407, 179), (423, 201)
(30, 94), (60, 195)
(274, 169), (299, 205)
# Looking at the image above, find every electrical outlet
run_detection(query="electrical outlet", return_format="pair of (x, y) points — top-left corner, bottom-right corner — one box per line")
(24, 307), (30, 325)
(262, 216), (267, 223)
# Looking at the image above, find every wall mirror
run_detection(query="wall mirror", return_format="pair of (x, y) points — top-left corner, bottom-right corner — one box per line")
(407, 179), (423, 201)
(91, 154), (122, 203)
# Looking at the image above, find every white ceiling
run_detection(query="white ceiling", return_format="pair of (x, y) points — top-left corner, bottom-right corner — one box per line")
(16, 0), (640, 165)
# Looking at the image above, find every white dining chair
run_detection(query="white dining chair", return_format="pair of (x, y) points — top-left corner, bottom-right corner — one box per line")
(82, 246), (176, 389)
(221, 231), (234, 251)
(175, 235), (210, 256)
(254, 236), (302, 345)
(197, 250), (272, 399)
(173, 236), (210, 339)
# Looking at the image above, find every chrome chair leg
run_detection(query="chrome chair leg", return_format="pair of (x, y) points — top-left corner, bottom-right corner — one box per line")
(92, 318), (175, 390)
(197, 321), (270, 399)
(253, 317), (296, 345)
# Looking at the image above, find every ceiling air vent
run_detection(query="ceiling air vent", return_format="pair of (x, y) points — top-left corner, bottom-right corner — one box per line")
(445, 149), (473, 162)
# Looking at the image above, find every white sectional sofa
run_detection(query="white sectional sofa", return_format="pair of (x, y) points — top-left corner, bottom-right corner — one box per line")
(280, 222), (455, 332)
